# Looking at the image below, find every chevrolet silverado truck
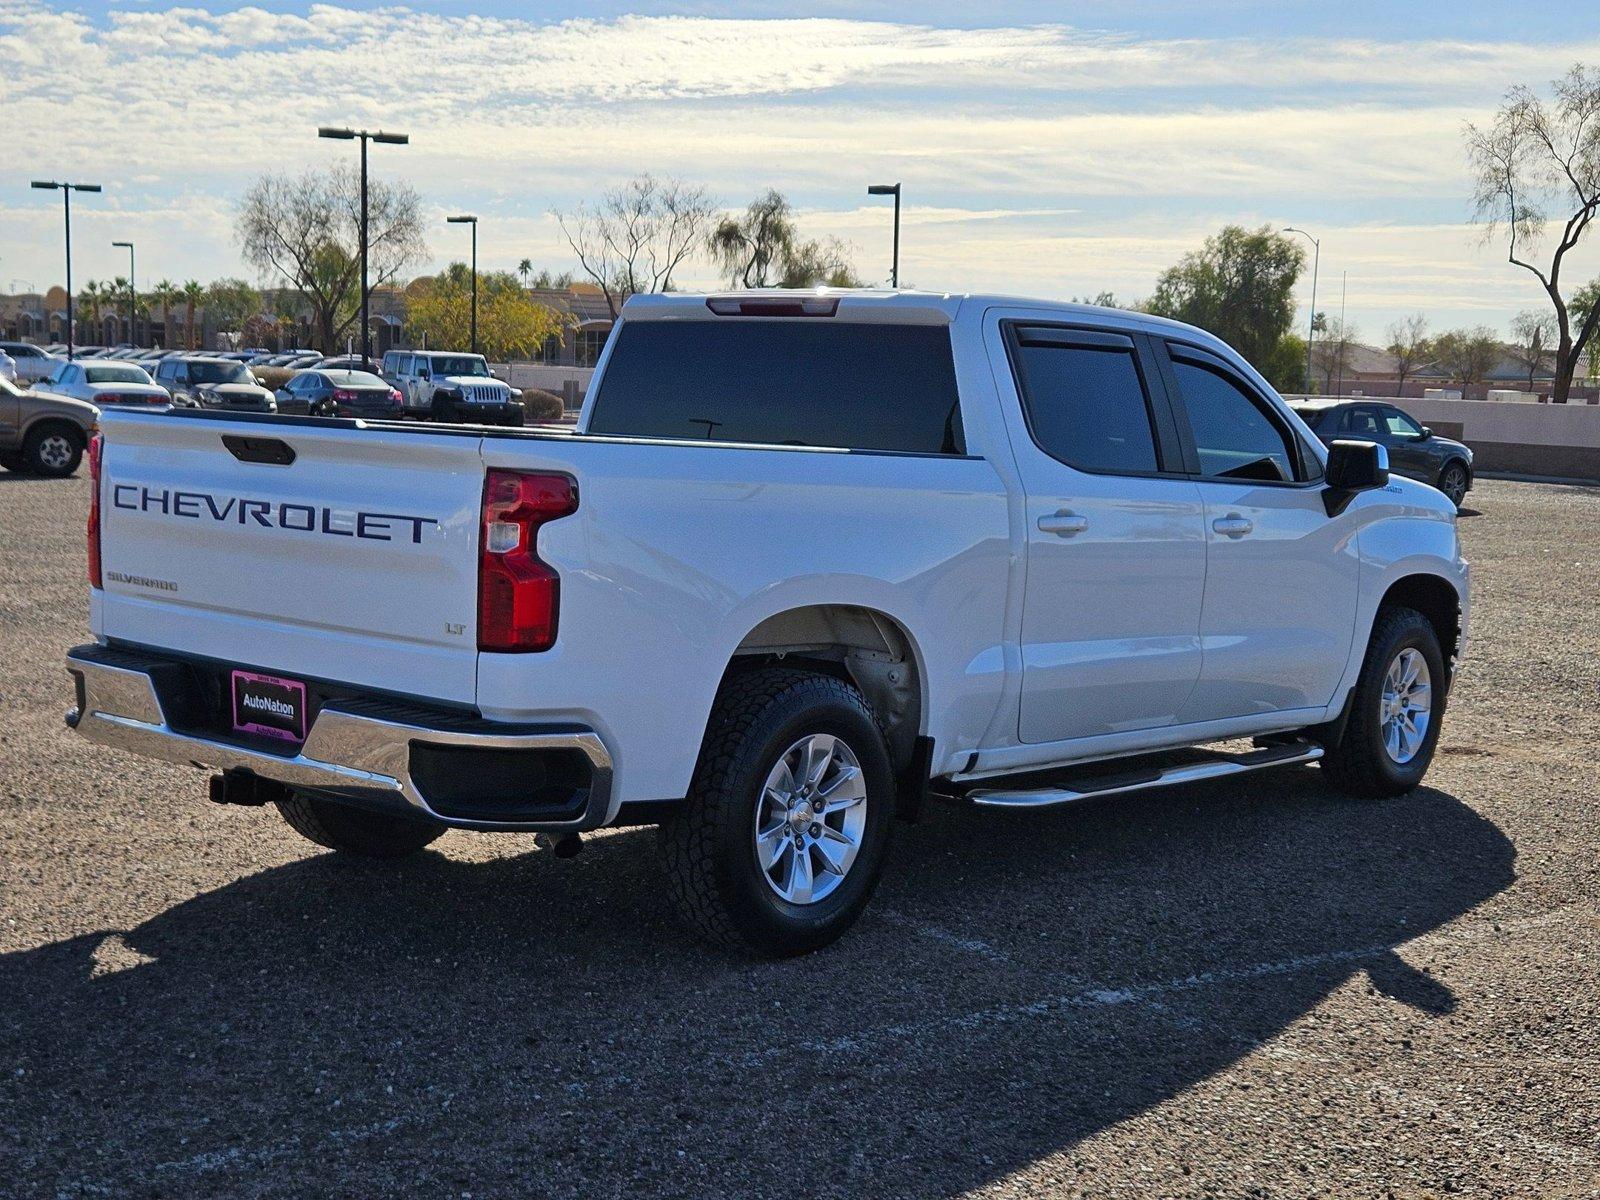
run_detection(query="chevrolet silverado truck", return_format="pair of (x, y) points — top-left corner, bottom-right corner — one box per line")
(65, 291), (1468, 956)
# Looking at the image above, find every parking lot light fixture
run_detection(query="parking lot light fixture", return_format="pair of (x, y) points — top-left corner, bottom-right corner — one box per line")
(31, 180), (102, 360)
(1284, 226), (1321, 394)
(318, 126), (409, 366)
(113, 241), (135, 348)
(867, 183), (901, 288)
(447, 215), (479, 356)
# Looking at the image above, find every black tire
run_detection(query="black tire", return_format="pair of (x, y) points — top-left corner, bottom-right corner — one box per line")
(1437, 460), (1470, 510)
(274, 791), (445, 858)
(658, 668), (896, 957)
(0, 451), (26, 474)
(1320, 606), (1447, 798)
(22, 423), (83, 477)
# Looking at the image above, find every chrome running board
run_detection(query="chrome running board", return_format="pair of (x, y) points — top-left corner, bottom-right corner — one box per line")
(967, 741), (1324, 810)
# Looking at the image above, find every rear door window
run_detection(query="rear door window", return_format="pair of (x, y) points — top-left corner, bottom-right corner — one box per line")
(1007, 328), (1162, 474)
(588, 320), (964, 454)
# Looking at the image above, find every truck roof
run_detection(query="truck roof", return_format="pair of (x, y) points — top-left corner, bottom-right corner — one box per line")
(622, 289), (1225, 341)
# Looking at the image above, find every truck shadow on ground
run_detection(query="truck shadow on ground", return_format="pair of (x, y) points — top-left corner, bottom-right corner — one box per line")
(2, 772), (1513, 1198)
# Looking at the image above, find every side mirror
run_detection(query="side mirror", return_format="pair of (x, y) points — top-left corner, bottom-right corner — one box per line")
(1324, 440), (1389, 515)
(1417, 426), (1433, 440)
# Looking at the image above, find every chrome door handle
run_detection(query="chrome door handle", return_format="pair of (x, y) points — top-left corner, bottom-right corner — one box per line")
(1038, 511), (1089, 537)
(1212, 514), (1253, 538)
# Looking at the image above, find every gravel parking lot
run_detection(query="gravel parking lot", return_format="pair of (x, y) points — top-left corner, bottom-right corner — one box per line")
(1, 474), (1597, 1199)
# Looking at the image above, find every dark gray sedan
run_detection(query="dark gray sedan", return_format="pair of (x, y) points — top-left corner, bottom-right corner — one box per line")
(1290, 400), (1474, 509)
(275, 370), (404, 419)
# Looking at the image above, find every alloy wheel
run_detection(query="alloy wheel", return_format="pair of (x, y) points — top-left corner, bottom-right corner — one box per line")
(753, 733), (868, 905)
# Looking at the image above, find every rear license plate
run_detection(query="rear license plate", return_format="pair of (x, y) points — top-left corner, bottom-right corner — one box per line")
(231, 670), (307, 743)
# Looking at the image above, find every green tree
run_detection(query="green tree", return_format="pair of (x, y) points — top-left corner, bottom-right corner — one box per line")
(180, 280), (205, 350)
(204, 278), (261, 334)
(1466, 64), (1600, 403)
(150, 279), (179, 350)
(1144, 224), (1306, 389)
(1571, 277), (1600, 384)
(1432, 327), (1503, 392)
(407, 264), (570, 362)
(709, 189), (861, 289)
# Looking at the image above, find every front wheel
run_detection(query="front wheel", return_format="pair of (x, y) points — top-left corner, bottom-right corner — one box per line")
(1437, 461), (1469, 510)
(658, 668), (895, 956)
(1320, 606), (1447, 797)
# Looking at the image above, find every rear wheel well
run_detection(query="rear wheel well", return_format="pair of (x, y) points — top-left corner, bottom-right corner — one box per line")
(1379, 574), (1461, 673)
(722, 605), (924, 776)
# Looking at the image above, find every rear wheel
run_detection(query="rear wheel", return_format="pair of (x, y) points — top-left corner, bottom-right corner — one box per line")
(275, 791), (445, 858)
(1437, 461), (1469, 510)
(1320, 606), (1446, 797)
(658, 668), (895, 956)
(23, 423), (83, 477)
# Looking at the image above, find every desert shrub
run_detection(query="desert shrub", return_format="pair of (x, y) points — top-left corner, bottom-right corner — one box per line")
(521, 388), (566, 423)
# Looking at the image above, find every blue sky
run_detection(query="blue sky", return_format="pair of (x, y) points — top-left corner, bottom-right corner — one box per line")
(3, 1), (1597, 339)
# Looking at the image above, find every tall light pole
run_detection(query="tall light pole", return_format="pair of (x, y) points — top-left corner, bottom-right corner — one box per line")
(1283, 226), (1320, 394)
(447, 214), (479, 355)
(113, 240), (135, 347)
(867, 183), (901, 287)
(31, 180), (102, 360)
(318, 126), (408, 365)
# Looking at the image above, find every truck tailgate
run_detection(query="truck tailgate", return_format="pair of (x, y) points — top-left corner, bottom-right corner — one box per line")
(94, 412), (485, 705)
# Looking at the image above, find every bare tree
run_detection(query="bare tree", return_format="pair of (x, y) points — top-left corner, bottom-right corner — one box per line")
(554, 174), (715, 320)
(1466, 64), (1600, 403)
(1309, 318), (1359, 393)
(238, 163), (426, 352)
(1432, 327), (1503, 393)
(1508, 309), (1557, 390)
(1384, 313), (1431, 392)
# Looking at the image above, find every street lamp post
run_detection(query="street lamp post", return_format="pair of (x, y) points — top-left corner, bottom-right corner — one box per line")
(447, 215), (479, 355)
(318, 126), (408, 366)
(867, 183), (901, 287)
(113, 240), (135, 348)
(1283, 226), (1320, 395)
(30, 180), (102, 360)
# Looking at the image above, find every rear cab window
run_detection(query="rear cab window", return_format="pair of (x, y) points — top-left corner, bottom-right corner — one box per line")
(586, 319), (965, 454)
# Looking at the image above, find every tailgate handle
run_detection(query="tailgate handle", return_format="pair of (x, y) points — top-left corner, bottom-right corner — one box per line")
(222, 435), (296, 466)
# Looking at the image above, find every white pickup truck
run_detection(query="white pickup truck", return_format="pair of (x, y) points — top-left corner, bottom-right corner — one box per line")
(66, 291), (1467, 956)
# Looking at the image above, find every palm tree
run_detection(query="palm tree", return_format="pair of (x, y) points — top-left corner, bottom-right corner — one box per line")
(78, 280), (103, 331)
(151, 280), (178, 350)
(518, 258), (533, 285)
(108, 276), (133, 343)
(181, 280), (204, 350)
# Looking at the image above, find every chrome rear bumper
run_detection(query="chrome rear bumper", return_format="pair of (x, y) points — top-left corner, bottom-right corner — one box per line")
(64, 644), (613, 832)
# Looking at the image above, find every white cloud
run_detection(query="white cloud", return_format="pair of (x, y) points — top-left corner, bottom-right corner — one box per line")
(2, 2), (1595, 334)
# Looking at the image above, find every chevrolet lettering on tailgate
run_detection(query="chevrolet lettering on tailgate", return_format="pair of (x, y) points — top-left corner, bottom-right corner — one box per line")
(110, 484), (440, 543)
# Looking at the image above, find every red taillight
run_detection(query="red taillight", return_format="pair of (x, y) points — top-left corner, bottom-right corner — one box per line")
(333, 388), (357, 402)
(86, 432), (103, 589)
(477, 470), (578, 652)
(390, 389), (403, 407)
